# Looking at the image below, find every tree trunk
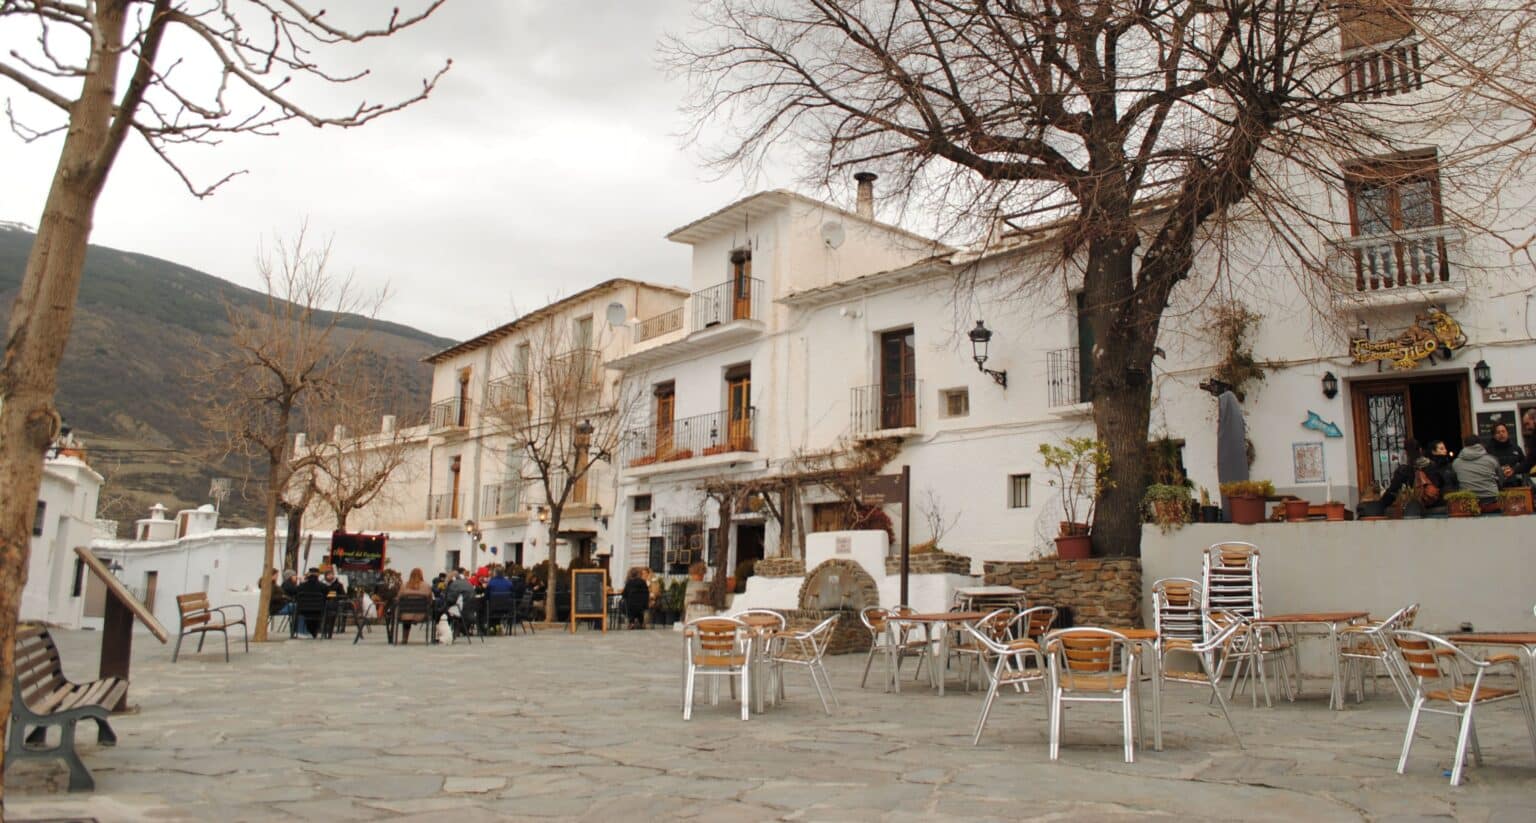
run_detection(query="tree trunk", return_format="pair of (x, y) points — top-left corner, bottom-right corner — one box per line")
(710, 496), (734, 609)
(0, 2), (133, 800)
(283, 501), (306, 572)
(254, 459), (281, 642)
(543, 507), (562, 624)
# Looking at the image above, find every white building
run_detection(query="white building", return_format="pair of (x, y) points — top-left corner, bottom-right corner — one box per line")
(22, 443), (103, 629)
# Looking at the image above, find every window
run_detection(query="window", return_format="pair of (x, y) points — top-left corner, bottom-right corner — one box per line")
(508, 542), (524, 566)
(879, 328), (917, 429)
(648, 536), (666, 573)
(71, 557), (85, 597)
(515, 342), (531, 375)
(730, 249), (753, 321)
(32, 501), (45, 537)
(573, 315), (594, 350)
(632, 494), (652, 513)
(1346, 152), (1448, 290)
(940, 387), (970, 419)
(1008, 474), (1031, 509)
(1339, 0), (1421, 98)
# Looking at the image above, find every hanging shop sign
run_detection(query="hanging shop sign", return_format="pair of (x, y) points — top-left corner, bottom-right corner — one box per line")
(1350, 308), (1466, 370)
(329, 531), (387, 572)
(1482, 383), (1536, 403)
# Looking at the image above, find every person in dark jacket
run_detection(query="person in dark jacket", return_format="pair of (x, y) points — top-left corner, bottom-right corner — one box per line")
(295, 569), (328, 638)
(1487, 422), (1527, 487)
(484, 568), (515, 597)
(621, 568), (650, 629)
(1379, 439), (1422, 508)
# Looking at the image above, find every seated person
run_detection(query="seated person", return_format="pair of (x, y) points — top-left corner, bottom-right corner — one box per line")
(1379, 439), (1422, 508)
(1450, 433), (1502, 507)
(396, 567), (434, 644)
(444, 568), (475, 615)
(295, 569), (328, 638)
(484, 568), (516, 597)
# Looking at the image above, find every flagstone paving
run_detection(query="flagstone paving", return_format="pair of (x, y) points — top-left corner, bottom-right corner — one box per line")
(8, 627), (1536, 821)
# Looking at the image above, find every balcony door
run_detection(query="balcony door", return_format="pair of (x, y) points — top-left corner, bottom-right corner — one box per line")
(456, 368), (471, 426)
(731, 250), (752, 320)
(726, 365), (752, 450)
(654, 382), (675, 458)
(879, 328), (916, 429)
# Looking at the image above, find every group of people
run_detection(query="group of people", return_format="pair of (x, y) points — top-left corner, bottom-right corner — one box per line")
(268, 567), (349, 638)
(1382, 422), (1532, 511)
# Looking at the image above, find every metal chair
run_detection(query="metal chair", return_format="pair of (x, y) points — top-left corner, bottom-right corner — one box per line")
(770, 614), (842, 715)
(483, 593), (517, 635)
(682, 617), (752, 721)
(950, 607), (1016, 692)
(1152, 615), (1245, 751)
(1044, 628), (1143, 763)
(1392, 629), (1536, 786)
(1339, 602), (1418, 706)
(392, 594), (433, 645)
(859, 607), (912, 692)
(964, 621), (1049, 745)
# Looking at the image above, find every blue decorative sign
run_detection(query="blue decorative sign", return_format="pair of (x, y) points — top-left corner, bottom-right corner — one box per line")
(1302, 411), (1342, 438)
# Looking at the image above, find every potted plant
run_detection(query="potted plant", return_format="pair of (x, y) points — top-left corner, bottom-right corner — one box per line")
(1039, 437), (1111, 559)
(1143, 484), (1191, 533)
(1397, 483), (1423, 519)
(1322, 500), (1347, 521)
(1444, 490), (1481, 518)
(1219, 480), (1274, 525)
(1282, 498), (1310, 522)
(1499, 487), (1532, 516)
(1198, 487), (1221, 523)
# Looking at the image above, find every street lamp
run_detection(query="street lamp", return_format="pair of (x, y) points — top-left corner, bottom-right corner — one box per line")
(464, 519), (482, 556)
(967, 321), (1008, 388)
(1474, 360), (1492, 389)
(1321, 371), (1338, 399)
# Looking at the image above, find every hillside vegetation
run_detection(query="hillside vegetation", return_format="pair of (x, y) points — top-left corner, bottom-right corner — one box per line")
(0, 224), (452, 532)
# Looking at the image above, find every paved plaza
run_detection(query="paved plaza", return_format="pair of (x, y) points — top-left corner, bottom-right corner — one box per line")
(8, 626), (1536, 821)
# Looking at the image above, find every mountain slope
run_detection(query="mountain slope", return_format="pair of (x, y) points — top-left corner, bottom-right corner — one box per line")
(0, 224), (453, 531)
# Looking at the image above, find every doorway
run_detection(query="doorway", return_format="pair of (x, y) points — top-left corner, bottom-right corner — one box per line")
(1350, 371), (1469, 492)
(879, 328), (916, 429)
(735, 524), (765, 569)
(143, 571), (158, 613)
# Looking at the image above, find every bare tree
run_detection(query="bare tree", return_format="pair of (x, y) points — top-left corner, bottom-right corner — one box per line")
(666, 0), (1536, 556)
(0, 1), (446, 797)
(300, 382), (419, 533)
(197, 229), (383, 642)
(480, 318), (646, 624)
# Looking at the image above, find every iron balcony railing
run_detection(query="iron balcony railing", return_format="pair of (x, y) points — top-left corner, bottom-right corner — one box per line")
(484, 374), (529, 414)
(427, 493), (461, 521)
(481, 482), (523, 518)
(1335, 224), (1457, 293)
(549, 348), (602, 389)
(693, 277), (764, 329)
(851, 379), (920, 437)
(429, 397), (470, 431)
(1047, 347), (1092, 407)
(1341, 39), (1423, 100)
(634, 306), (685, 343)
(621, 407), (757, 467)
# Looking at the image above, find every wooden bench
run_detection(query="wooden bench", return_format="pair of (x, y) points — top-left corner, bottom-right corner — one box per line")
(6, 624), (125, 791)
(173, 592), (248, 662)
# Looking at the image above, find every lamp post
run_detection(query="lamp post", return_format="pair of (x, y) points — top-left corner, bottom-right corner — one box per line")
(1321, 371), (1338, 399)
(967, 321), (1008, 388)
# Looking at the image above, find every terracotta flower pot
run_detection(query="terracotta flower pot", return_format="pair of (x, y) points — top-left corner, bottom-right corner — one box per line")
(1323, 502), (1346, 521)
(1283, 499), (1310, 522)
(1054, 534), (1093, 559)
(1447, 498), (1480, 518)
(1229, 495), (1266, 525)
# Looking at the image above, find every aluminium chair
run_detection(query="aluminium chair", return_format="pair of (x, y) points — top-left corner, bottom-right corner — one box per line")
(1044, 628), (1143, 763)
(770, 614), (842, 715)
(682, 617), (752, 721)
(965, 621), (1050, 745)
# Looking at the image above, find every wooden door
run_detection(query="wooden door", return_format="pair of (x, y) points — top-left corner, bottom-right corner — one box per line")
(144, 571), (158, 612)
(732, 253), (752, 320)
(456, 368), (471, 426)
(727, 372), (752, 450)
(1352, 382), (1411, 492)
(880, 328), (916, 429)
(654, 386), (675, 458)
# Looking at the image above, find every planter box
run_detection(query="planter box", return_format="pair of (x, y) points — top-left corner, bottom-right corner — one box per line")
(1283, 499), (1310, 522)
(1229, 496), (1266, 525)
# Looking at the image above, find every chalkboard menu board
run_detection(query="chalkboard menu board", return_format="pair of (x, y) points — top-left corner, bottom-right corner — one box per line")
(570, 569), (608, 633)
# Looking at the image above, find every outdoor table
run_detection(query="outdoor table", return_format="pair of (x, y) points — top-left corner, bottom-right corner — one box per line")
(888, 612), (987, 696)
(1102, 628), (1160, 750)
(1449, 633), (1536, 706)
(738, 613), (783, 714)
(1257, 611), (1369, 710)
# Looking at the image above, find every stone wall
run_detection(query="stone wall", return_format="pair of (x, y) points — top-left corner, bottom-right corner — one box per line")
(885, 550), (971, 576)
(982, 558), (1142, 628)
(755, 557), (805, 578)
(781, 608), (871, 655)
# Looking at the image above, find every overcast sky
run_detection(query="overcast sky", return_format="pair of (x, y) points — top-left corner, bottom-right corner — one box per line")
(0, 1), (793, 341)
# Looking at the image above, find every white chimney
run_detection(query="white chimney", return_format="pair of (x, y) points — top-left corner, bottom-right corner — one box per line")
(854, 172), (878, 219)
(381, 415), (396, 434)
(332, 424), (347, 442)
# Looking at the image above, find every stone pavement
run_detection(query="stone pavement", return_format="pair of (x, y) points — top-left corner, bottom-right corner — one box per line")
(8, 627), (1536, 821)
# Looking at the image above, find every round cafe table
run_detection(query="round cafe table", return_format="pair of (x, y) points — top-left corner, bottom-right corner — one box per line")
(1257, 611), (1369, 710)
(887, 612), (987, 696)
(738, 613), (784, 714)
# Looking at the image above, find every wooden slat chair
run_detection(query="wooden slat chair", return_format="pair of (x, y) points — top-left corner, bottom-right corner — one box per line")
(7, 624), (126, 791)
(965, 620), (1050, 745)
(950, 607), (1016, 692)
(769, 614), (841, 714)
(682, 617), (752, 720)
(1152, 616), (1246, 752)
(173, 593), (248, 662)
(1338, 602), (1419, 706)
(1044, 628), (1143, 763)
(1200, 544), (1293, 704)
(1392, 629), (1536, 786)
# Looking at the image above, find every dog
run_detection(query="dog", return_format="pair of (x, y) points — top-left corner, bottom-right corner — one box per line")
(435, 614), (454, 645)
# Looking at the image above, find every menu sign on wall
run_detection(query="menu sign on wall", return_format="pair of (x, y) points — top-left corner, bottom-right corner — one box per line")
(1483, 384), (1536, 403)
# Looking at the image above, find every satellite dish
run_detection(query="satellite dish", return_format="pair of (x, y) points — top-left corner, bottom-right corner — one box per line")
(820, 221), (845, 249)
(605, 302), (628, 326)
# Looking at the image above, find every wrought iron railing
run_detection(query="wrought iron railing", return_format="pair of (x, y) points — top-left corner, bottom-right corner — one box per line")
(481, 482), (523, 517)
(621, 407), (757, 467)
(1336, 224), (1457, 292)
(427, 493), (461, 521)
(549, 348), (602, 389)
(1048, 347), (1092, 407)
(1341, 39), (1422, 99)
(634, 307), (685, 343)
(693, 277), (764, 329)
(484, 374), (529, 414)
(429, 397), (469, 431)
(850, 380), (920, 437)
